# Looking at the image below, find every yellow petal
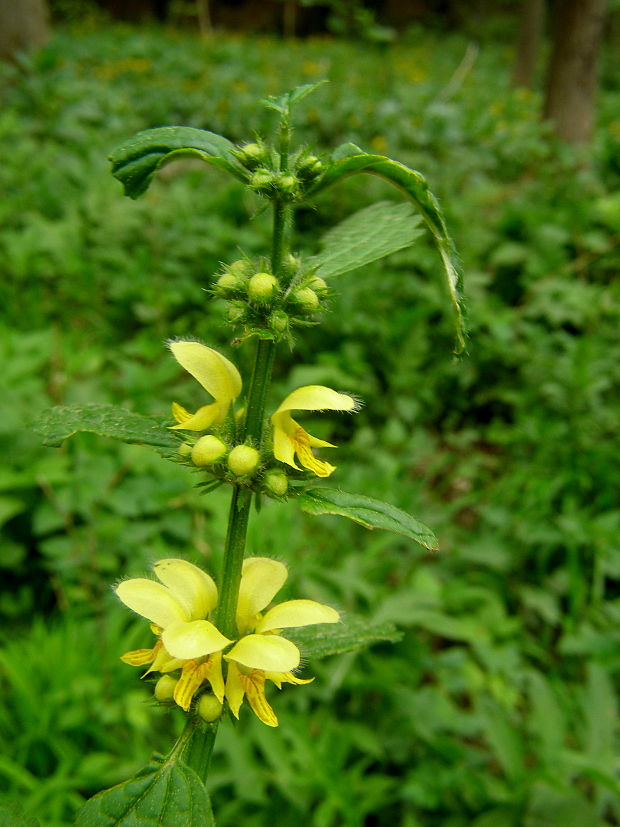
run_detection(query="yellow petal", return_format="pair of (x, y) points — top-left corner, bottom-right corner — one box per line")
(240, 671), (278, 727)
(169, 403), (223, 431)
(224, 660), (245, 719)
(272, 415), (300, 469)
(236, 557), (288, 632)
(291, 427), (336, 477)
(162, 620), (232, 660)
(225, 634), (300, 672)
(256, 599), (340, 633)
(120, 647), (157, 666)
(206, 651), (225, 703)
(168, 341), (242, 405)
(272, 385), (357, 416)
(115, 579), (188, 627)
(146, 643), (184, 676)
(154, 559), (218, 621)
(266, 671), (315, 688)
(174, 660), (206, 711)
(171, 401), (192, 424)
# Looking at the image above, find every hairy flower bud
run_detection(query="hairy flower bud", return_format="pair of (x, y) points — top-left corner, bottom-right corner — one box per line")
(248, 272), (278, 302)
(228, 444), (260, 476)
(216, 273), (242, 295)
(154, 675), (178, 702)
(269, 310), (289, 335)
(250, 168), (275, 193)
(178, 442), (192, 457)
(237, 142), (268, 171)
(197, 694), (223, 722)
(297, 155), (323, 181)
(228, 259), (254, 279)
(278, 173), (299, 197)
(263, 469), (289, 497)
(192, 435), (227, 466)
(308, 275), (328, 294)
(291, 287), (320, 313)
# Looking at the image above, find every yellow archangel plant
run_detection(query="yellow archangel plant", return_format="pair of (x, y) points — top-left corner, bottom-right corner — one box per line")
(116, 557), (339, 726)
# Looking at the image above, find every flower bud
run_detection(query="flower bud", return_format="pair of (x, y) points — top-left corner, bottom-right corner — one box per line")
(250, 168), (275, 193)
(283, 254), (301, 276)
(269, 310), (289, 335)
(197, 694), (223, 722)
(227, 305), (245, 325)
(228, 259), (254, 280)
(248, 272), (278, 302)
(291, 287), (320, 313)
(178, 443), (192, 457)
(278, 173), (299, 197)
(192, 435), (227, 467)
(154, 675), (178, 702)
(237, 142), (268, 171)
(297, 155), (323, 181)
(227, 444), (260, 476)
(216, 273), (242, 295)
(263, 469), (289, 497)
(308, 275), (328, 294)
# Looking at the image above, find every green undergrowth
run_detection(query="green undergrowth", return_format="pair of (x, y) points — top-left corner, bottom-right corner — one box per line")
(1, 21), (619, 827)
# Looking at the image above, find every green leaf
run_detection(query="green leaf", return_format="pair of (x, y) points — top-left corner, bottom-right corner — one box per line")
(109, 126), (246, 199)
(288, 616), (402, 659)
(261, 81), (327, 116)
(296, 487), (438, 550)
(310, 201), (423, 279)
(0, 800), (39, 827)
(76, 760), (214, 827)
(32, 404), (181, 454)
(331, 142), (365, 162)
(309, 151), (466, 353)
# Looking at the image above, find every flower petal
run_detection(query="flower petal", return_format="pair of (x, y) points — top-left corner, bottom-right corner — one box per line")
(174, 660), (203, 711)
(154, 559), (218, 621)
(206, 651), (225, 703)
(240, 671), (278, 727)
(162, 620), (232, 660)
(256, 599), (340, 633)
(169, 403), (223, 431)
(120, 647), (157, 666)
(168, 341), (242, 405)
(291, 428), (336, 477)
(236, 557), (288, 632)
(272, 415), (300, 469)
(265, 671), (315, 688)
(225, 634), (300, 672)
(272, 385), (357, 416)
(224, 661), (245, 718)
(115, 578), (188, 627)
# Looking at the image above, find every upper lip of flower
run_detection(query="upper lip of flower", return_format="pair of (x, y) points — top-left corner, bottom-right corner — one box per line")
(167, 339), (242, 431)
(114, 558), (232, 660)
(270, 384), (358, 477)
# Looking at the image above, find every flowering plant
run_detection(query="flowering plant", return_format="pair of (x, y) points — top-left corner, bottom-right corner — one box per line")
(35, 83), (462, 825)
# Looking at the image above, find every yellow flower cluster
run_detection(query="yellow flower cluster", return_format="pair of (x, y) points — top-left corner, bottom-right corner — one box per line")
(168, 340), (358, 477)
(116, 557), (339, 727)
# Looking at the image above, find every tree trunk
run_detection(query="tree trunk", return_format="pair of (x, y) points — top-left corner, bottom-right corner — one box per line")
(511, 0), (546, 88)
(543, 0), (607, 144)
(0, 0), (50, 61)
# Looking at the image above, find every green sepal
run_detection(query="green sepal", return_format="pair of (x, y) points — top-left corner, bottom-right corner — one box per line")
(109, 126), (246, 198)
(310, 150), (466, 353)
(288, 616), (402, 659)
(296, 487), (438, 550)
(311, 201), (423, 279)
(32, 404), (181, 455)
(75, 759), (214, 827)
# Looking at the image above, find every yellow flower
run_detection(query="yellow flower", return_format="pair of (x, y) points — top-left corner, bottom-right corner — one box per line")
(168, 340), (242, 431)
(115, 559), (232, 711)
(224, 557), (339, 727)
(270, 385), (358, 477)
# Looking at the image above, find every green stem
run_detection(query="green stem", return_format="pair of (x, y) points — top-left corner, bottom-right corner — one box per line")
(182, 145), (291, 787)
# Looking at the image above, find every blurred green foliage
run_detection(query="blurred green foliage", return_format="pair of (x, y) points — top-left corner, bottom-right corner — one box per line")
(1, 20), (619, 827)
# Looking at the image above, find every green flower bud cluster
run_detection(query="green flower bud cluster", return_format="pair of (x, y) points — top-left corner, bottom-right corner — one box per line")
(234, 140), (324, 203)
(189, 435), (262, 483)
(249, 169), (300, 202)
(213, 251), (329, 342)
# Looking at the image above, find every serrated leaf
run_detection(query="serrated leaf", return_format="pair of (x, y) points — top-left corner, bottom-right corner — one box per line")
(288, 617), (402, 658)
(32, 404), (181, 454)
(310, 152), (465, 353)
(310, 201), (423, 279)
(109, 126), (246, 199)
(0, 800), (39, 827)
(76, 761), (214, 827)
(297, 487), (438, 550)
(331, 142), (365, 162)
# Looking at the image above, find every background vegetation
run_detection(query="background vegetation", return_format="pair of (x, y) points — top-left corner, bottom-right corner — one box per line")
(1, 13), (619, 827)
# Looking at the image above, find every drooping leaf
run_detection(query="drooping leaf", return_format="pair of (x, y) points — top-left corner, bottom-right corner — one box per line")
(32, 404), (181, 454)
(296, 487), (438, 550)
(109, 126), (246, 199)
(309, 151), (466, 353)
(310, 201), (423, 279)
(76, 760), (214, 827)
(288, 616), (402, 659)
(331, 142), (365, 162)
